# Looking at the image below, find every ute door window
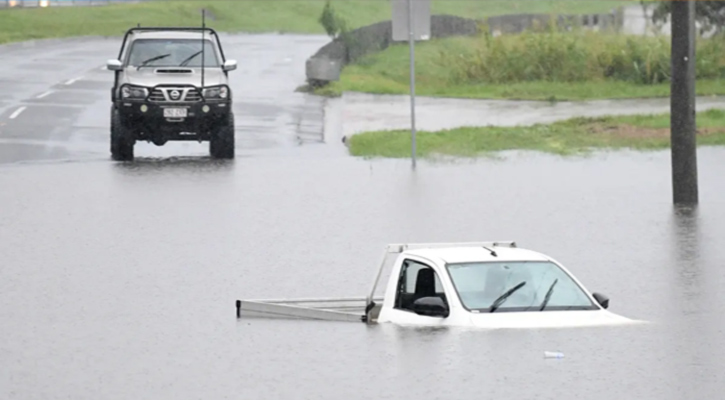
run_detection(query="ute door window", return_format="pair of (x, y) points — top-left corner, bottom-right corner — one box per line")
(393, 259), (447, 312)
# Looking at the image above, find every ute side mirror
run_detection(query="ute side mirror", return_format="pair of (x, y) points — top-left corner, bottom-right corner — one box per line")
(107, 59), (123, 71)
(222, 60), (237, 72)
(592, 292), (609, 309)
(412, 297), (449, 318)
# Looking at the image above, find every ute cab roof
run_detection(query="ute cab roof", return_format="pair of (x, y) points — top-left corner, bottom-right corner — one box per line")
(401, 245), (552, 265)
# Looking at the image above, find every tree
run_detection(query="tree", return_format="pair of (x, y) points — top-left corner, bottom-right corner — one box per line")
(646, 1), (725, 36)
(318, 1), (349, 39)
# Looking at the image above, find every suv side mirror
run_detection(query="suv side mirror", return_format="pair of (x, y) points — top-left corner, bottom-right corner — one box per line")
(592, 292), (609, 309)
(222, 60), (237, 72)
(412, 297), (449, 318)
(107, 59), (123, 71)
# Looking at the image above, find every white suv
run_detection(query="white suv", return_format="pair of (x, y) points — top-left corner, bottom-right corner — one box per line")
(106, 27), (238, 161)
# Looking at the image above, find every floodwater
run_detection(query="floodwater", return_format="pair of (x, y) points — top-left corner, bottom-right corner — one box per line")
(1, 147), (725, 399)
(1, 30), (725, 400)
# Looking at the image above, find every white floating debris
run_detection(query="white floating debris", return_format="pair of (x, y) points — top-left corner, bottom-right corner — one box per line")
(544, 351), (564, 359)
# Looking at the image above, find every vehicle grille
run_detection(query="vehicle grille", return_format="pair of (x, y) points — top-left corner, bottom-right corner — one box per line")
(148, 89), (166, 102)
(147, 87), (201, 103)
(184, 89), (201, 102)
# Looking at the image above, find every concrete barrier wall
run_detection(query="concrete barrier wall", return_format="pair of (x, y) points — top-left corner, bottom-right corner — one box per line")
(307, 14), (481, 83)
(306, 8), (624, 85)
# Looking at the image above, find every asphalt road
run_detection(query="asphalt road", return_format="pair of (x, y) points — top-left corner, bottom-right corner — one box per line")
(0, 33), (331, 165)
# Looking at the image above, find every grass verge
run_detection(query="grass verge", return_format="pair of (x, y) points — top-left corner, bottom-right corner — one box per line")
(317, 32), (725, 101)
(347, 108), (725, 158)
(0, 0), (632, 45)
(317, 76), (725, 101)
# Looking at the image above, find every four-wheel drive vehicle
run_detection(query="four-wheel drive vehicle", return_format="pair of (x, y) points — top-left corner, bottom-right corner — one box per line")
(236, 241), (645, 329)
(106, 27), (238, 161)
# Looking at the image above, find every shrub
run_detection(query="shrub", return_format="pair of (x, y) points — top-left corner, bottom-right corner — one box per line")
(444, 29), (725, 85)
(318, 1), (349, 39)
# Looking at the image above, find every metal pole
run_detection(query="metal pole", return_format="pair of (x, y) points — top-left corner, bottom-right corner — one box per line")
(407, 0), (417, 169)
(201, 9), (206, 90)
(670, 0), (698, 205)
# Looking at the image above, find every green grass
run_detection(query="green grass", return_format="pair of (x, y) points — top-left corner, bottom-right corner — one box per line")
(317, 32), (725, 101)
(318, 74), (725, 101)
(347, 108), (725, 158)
(0, 0), (634, 45)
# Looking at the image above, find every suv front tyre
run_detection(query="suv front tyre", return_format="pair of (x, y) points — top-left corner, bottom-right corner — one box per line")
(110, 107), (135, 161)
(209, 112), (235, 159)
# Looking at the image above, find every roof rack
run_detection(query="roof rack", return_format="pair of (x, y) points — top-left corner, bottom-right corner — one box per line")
(384, 241), (516, 253)
(124, 26), (220, 35)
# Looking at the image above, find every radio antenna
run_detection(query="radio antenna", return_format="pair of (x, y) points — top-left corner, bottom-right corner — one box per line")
(201, 9), (206, 91)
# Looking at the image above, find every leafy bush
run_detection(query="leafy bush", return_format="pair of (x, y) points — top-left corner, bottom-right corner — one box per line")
(444, 29), (725, 85)
(318, 1), (349, 39)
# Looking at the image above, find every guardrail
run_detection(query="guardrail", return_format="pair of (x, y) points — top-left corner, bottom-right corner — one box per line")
(0, 0), (143, 8)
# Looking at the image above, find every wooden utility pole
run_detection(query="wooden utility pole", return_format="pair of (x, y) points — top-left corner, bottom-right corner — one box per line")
(670, 0), (698, 205)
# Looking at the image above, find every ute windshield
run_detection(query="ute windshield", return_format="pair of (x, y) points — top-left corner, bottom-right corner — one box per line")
(446, 261), (598, 312)
(126, 38), (221, 68)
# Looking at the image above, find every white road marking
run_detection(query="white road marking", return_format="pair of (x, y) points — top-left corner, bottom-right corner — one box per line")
(36, 90), (53, 99)
(65, 77), (82, 85)
(9, 106), (27, 119)
(100, 65), (107, 70)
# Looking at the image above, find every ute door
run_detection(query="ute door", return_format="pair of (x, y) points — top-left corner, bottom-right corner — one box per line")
(388, 258), (451, 326)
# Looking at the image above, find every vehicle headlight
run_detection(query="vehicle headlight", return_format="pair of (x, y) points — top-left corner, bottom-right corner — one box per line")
(121, 85), (148, 99)
(202, 85), (229, 99)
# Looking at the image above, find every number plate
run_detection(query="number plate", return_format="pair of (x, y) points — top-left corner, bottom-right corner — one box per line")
(163, 108), (187, 118)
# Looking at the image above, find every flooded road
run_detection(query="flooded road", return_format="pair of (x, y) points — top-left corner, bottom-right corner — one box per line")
(2, 34), (725, 400)
(1, 148), (725, 399)
(336, 92), (725, 139)
(0, 34), (329, 165)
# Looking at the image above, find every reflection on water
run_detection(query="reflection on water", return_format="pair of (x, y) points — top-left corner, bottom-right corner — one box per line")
(671, 205), (702, 309)
(111, 156), (236, 175)
(1, 149), (724, 399)
(665, 205), (722, 399)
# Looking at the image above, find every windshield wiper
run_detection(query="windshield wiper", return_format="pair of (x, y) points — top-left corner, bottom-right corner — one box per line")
(539, 279), (559, 311)
(136, 53), (171, 70)
(179, 51), (203, 67)
(489, 281), (526, 313)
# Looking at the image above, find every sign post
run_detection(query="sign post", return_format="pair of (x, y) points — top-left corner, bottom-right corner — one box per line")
(392, 0), (430, 169)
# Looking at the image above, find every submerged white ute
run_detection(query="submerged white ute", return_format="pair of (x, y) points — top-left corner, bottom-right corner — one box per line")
(235, 242), (644, 329)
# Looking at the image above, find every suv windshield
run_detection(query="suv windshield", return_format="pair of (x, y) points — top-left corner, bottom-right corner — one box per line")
(446, 261), (597, 312)
(126, 38), (221, 68)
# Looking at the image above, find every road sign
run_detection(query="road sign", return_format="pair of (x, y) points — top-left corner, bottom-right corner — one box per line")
(392, 0), (431, 42)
